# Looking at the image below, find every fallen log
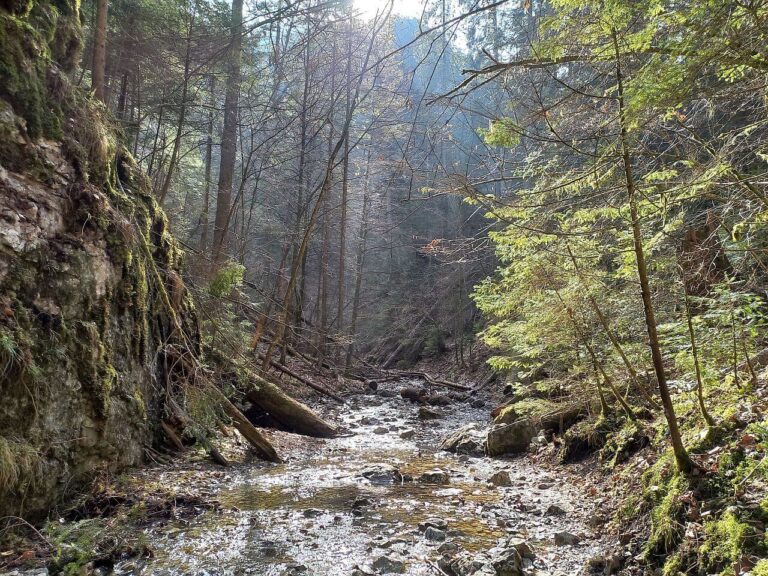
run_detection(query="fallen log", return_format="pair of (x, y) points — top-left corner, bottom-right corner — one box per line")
(193, 382), (282, 462)
(388, 369), (470, 391)
(247, 373), (338, 438)
(257, 352), (345, 404)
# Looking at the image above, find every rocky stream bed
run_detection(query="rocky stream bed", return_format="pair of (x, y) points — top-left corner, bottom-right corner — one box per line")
(108, 381), (611, 576)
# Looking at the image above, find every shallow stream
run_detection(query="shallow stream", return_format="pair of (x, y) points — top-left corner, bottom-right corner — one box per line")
(116, 382), (605, 575)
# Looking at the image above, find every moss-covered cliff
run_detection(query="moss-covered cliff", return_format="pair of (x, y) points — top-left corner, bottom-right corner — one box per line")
(0, 0), (199, 519)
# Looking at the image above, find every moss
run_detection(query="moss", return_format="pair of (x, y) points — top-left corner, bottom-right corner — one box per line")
(0, 436), (41, 496)
(496, 398), (559, 424)
(753, 559), (768, 576)
(699, 510), (759, 574)
(645, 469), (688, 556)
(600, 419), (650, 468)
(660, 551), (684, 576)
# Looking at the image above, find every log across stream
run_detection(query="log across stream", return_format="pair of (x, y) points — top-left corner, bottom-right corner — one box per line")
(114, 380), (607, 575)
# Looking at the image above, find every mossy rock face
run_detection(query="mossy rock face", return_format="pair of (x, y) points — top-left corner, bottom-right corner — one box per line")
(0, 0), (198, 520)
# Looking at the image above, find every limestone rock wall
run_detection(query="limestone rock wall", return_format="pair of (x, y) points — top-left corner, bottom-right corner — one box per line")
(0, 0), (198, 519)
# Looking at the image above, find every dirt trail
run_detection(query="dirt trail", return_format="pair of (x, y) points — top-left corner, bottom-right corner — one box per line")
(114, 381), (607, 575)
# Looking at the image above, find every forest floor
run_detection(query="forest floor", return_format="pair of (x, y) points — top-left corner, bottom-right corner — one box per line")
(1, 377), (617, 576)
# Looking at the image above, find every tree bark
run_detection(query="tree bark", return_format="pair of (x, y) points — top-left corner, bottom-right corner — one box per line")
(246, 374), (338, 438)
(91, 0), (108, 102)
(212, 0), (244, 269)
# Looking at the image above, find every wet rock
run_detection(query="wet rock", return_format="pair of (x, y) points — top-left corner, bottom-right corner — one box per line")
(440, 424), (485, 456)
(470, 399), (485, 409)
(401, 387), (427, 403)
(438, 541), (460, 555)
(361, 464), (401, 484)
(502, 383), (516, 397)
(419, 406), (443, 420)
(490, 547), (523, 576)
(488, 470), (512, 487)
(424, 526), (447, 541)
(399, 429), (416, 440)
(280, 564), (308, 575)
(505, 537), (535, 560)
(360, 416), (380, 426)
(545, 504), (566, 516)
(372, 555), (406, 573)
(485, 420), (536, 456)
(351, 496), (373, 509)
(378, 389), (399, 398)
(418, 469), (450, 484)
(444, 556), (491, 576)
(427, 394), (451, 406)
(302, 508), (324, 518)
(554, 531), (580, 546)
(419, 517), (448, 531)
(373, 426), (389, 435)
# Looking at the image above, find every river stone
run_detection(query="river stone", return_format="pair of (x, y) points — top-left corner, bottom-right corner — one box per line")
(373, 426), (389, 434)
(378, 389), (399, 398)
(399, 429), (416, 440)
(440, 423), (485, 456)
(360, 464), (401, 484)
(490, 547), (523, 576)
(419, 517), (448, 531)
(545, 504), (566, 516)
(438, 541), (460, 555)
(488, 470), (512, 487)
(427, 394), (451, 406)
(424, 526), (447, 541)
(372, 555), (406, 573)
(302, 508), (323, 518)
(419, 469), (450, 484)
(554, 531), (580, 546)
(418, 406), (443, 420)
(359, 416), (380, 426)
(485, 420), (536, 456)
(505, 537), (535, 560)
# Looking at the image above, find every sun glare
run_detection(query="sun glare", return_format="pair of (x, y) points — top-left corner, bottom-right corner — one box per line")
(352, 0), (423, 20)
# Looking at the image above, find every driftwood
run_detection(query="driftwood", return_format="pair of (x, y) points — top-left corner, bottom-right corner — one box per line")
(247, 373), (338, 438)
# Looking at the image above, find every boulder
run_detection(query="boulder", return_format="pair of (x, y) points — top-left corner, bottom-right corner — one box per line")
(485, 421), (536, 456)
(505, 537), (535, 560)
(440, 424), (485, 456)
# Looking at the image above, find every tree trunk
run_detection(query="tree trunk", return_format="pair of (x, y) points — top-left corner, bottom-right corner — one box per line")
(199, 74), (216, 254)
(159, 0), (196, 204)
(91, 0), (108, 102)
(612, 30), (692, 474)
(345, 148), (372, 372)
(212, 0), (244, 269)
